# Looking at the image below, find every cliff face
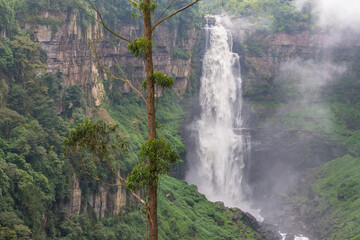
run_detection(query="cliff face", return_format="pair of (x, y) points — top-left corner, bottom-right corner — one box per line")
(31, 11), (199, 218)
(67, 172), (127, 218)
(32, 11), (199, 108)
(235, 30), (360, 100)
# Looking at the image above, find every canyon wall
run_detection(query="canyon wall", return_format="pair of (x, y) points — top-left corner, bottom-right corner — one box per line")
(29, 10), (199, 218)
(32, 11), (199, 108)
(67, 172), (127, 218)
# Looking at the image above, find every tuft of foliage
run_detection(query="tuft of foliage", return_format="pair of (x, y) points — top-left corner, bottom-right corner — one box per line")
(139, 0), (158, 13)
(64, 119), (129, 184)
(128, 38), (152, 57)
(153, 71), (174, 88)
(64, 119), (127, 157)
(142, 70), (174, 89)
(62, 85), (83, 119)
(127, 137), (179, 190)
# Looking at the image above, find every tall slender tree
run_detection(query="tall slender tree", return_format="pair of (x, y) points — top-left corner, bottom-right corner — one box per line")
(72, 0), (200, 239)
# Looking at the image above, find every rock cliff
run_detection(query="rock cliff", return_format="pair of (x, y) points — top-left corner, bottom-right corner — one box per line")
(234, 30), (360, 100)
(67, 172), (127, 218)
(31, 11), (199, 109)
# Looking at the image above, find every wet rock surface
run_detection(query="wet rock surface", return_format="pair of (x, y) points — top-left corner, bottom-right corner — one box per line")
(230, 208), (282, 240)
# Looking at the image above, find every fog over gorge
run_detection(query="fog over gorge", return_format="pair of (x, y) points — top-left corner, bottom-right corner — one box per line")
(294, 0), (360, 32)
(187, 1), (360, 239)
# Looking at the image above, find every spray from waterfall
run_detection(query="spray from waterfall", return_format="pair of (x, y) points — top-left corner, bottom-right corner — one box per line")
(185, 15), (258, 218)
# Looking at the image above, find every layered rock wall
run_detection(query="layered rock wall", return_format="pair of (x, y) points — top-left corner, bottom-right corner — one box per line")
(68, 172), (127, 218)
(32, 11), (199, 108)
(231, 29), (360, 99)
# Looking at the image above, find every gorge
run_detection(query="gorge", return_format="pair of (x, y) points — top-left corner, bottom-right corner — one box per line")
(1, 0), (360, 239)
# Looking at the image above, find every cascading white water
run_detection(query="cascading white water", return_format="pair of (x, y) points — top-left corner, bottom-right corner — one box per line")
(280, 233), (309, 240)
(185, 15), (255, 215)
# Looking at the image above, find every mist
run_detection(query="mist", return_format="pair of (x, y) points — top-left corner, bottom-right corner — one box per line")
(279, 58), (346, 95)
(245, 0), (357, 235)
(294, 0), (360, 34)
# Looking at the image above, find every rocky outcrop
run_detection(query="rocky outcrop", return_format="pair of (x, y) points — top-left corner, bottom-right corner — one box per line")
(68, 172), (82, 216)
(68, 172), (127, 218)
(0, 28), (7, 38)
(230, 207), (282, 240)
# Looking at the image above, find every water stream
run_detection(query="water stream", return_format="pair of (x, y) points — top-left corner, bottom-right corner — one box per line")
(185, 14), (257, 217)
(185, 15), (309, 240)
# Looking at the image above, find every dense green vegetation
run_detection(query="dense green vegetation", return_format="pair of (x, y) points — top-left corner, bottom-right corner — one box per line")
(0, 32), (198, 238)
(200, 0), (312, 33)
(310, 155), (360, 239)
(99, 175), (268, 239)
(22, 176), (265, 240)
(0, 0), (201, 39)
(0, 34), (74, 239)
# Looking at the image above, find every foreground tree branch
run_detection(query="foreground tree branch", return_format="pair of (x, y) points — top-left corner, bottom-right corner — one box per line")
(152, 0), (201, 32)
(154, 0), (176, 28)
(88, 40), (147, 104)
(74, 0), (132, 43)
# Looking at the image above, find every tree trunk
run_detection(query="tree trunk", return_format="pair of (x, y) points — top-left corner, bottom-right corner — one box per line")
(148, 184), (158, 240)
(143, 1), (157, 239)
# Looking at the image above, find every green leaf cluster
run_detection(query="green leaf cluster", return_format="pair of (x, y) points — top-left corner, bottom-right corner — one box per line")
(127, 137), (179, 190)
(65, 119), (127, 157)
(142, 70), (174, 89)
(201, 0), (312, 33)
(128, 37), (152, 57)
(139, 0), (158, 13)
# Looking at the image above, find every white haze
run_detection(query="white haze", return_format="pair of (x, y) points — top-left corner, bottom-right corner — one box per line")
(277, 58), (346, 131)
(259, 1), (350, 234)
(294, 0), (360, 34)
(280, 58), (346, 93)
(221, 16), (272, 42)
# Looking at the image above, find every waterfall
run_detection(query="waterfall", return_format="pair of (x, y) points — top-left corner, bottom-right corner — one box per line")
(185, 15), (255, 215)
